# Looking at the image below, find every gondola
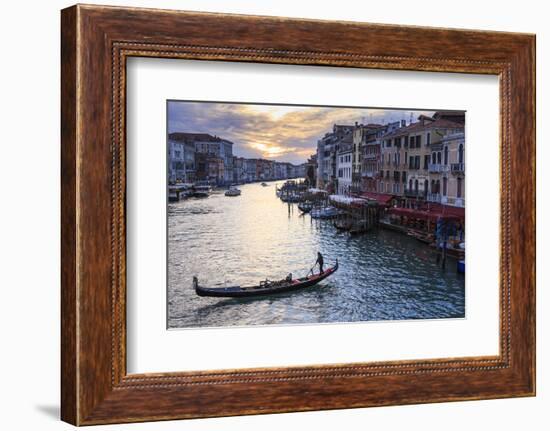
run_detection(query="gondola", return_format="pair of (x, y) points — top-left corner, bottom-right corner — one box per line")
(194, 260), (338, 298)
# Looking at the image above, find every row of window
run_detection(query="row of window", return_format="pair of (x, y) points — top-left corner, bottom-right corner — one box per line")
(430, 144), (464, 165)
(378, 177), (463, 198)
(385, 134), (424, 149)
(339, 154), (352, 164)
(338, 167), (352, 179)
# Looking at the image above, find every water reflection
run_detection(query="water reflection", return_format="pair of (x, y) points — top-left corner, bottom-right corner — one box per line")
(168, 180), (465, 328)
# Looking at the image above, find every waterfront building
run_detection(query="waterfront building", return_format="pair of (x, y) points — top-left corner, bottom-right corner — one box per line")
(168, 136), (185, 183)
(336, 136), (353, 195)
(244, 158), (258, 182)
(351, 123), (385, 193)
(168, 133), (196, 183)
(379, 115), (464, 201)
(305, 154), (317, 186)
(194, 134), (234, 185)
(428, 132), (465, 207)
(378, 120), (409, 196)
(316, 133), (329, 188)
(275, 162), (286, 180)
(233, 156), (247, 183)
(316, 124), (354, 192)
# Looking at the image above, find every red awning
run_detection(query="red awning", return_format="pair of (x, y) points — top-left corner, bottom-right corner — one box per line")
(358, 192), (395, 206)
(389, 204), (464, 222)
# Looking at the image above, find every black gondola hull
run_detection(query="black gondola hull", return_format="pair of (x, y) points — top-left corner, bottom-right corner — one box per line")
(194, 261), (338, 298)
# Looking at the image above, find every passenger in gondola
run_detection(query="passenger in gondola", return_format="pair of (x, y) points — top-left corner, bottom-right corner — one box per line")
(315, 252), (324, 275)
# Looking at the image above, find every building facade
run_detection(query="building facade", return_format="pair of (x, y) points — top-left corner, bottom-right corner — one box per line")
(379, 115), (464, 202)
(336, 141), (353, 195)
(168, 134), (196, 183)
(428, 132), (465, 207)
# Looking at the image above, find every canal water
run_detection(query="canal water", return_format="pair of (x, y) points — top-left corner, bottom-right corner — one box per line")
(168, 180), (465, 329)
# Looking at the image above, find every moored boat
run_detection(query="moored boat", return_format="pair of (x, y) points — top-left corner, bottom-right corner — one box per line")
(168, 184), (193, 202)
(194, 260), (338, 298)
(193, 184), (211, 198)
(334, 219), (352, 230)
(310, 206), (341, 219)
(298, 201), (313, 213)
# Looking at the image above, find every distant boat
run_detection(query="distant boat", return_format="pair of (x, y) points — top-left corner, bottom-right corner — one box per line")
(194, 260), (338, 298)
(261, 182), (269, 186)
(225, 187), (241, 197)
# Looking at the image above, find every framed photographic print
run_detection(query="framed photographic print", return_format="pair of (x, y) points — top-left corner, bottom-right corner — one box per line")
(61, 4), (536, 425)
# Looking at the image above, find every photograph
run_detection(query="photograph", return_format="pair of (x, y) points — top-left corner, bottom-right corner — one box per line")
(166, 101), (466, 329)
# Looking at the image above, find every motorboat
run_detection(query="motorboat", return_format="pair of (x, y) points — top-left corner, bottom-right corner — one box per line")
(225, 187), (241, 197)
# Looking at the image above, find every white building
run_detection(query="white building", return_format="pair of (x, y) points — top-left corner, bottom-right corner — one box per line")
(168, 138), (185, 182)
(336, 145), (353, 195)
(168, 134), (195, 183)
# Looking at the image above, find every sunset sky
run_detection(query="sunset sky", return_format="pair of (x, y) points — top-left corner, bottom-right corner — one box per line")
(168, 101), (434, 164)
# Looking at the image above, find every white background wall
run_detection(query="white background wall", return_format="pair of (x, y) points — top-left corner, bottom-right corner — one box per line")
(0, 0), (546, 429)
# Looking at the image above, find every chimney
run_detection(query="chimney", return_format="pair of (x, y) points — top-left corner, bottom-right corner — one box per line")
(401, 119), (407, 127)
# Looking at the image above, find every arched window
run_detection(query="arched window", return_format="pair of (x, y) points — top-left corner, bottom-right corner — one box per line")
(437, 152), (442, 164)
(436, 179), (440, 194)
(431, 179), (435, 193)
(457, 177), (463, 198)
(414, 179), (419, 192)
(444, 146), (449, 165)
(459, 144), (464, 164)
(409, 179), (413, 190)
(424, 179), (428, 197)
(443, 177), (448, 196)
(432, 153), (436, 164)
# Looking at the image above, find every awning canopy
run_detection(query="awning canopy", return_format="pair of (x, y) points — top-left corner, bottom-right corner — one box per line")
(357, 192), (395, 206)
(389, 203), (464, 222)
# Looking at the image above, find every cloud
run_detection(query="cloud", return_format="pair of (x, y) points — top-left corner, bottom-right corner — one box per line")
(168, 101), (434, 164)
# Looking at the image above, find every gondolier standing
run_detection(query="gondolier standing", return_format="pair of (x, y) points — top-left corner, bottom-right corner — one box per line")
(315, 252), (324, 274)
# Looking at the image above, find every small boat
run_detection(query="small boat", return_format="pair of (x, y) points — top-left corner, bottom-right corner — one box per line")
(168, 190), (180, 202)
(225, 187), (241, 197)
(349, 221), (369, 236)
(193, 185), (211, 198)
(298, 201), (313, 213)
(407, 229), (434, 245)
(334, 219), (352, 231)
(261, 182), (269, 187)
(194, 260), (338, 298)
(168, 184), (193, 202)
(311, 206), (340, 219)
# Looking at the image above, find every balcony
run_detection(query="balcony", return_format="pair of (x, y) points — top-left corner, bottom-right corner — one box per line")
(451, 163), (465, 173)
(404, 188), (424, 198)
(427, 193), (442, 203)
(445, 196), (465, 207)
(362, 171), (376, 178)
(363, 153), (379, 160)
(428, 164), (450, 173)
